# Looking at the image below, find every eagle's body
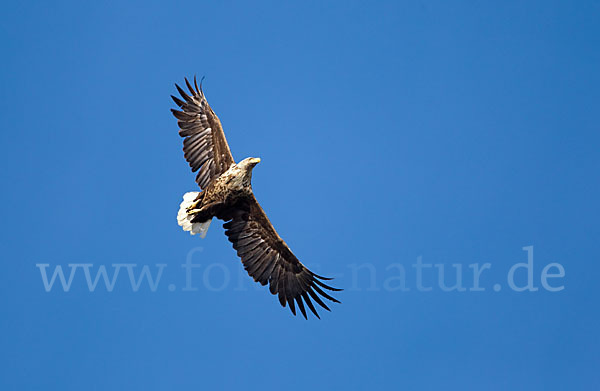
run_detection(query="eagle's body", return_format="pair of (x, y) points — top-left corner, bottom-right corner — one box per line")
(171, 77), (340, 319)
(177, 157), (259, 233)
(192, 159), (256, 213)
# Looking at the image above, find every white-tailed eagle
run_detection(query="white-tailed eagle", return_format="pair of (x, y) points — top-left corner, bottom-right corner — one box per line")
(171, 77), (340, 319)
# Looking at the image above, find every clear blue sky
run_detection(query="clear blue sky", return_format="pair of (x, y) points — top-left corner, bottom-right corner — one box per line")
(1, 1), (599, 390)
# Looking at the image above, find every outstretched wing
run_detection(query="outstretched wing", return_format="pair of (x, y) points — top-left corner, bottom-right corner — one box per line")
(171, 77), (235, 190)
(220, 195), (341, 319)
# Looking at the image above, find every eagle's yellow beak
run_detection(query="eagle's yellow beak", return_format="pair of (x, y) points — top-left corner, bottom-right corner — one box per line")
(250, 157), (261, 164)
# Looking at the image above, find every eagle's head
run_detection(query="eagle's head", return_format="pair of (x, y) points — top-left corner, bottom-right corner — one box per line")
(233, 157), (261, 188)
(238, 157), (261, 172)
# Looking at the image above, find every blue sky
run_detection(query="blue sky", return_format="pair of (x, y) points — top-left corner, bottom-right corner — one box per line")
(1, 1), (599, 389)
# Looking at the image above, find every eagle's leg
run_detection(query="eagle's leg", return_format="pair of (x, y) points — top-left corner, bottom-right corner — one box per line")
(186, 192), (205, 212)
(186, 201), (201, 212)
(188, 201), (221, 221)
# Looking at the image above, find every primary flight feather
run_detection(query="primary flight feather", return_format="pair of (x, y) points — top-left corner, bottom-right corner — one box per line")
(171, 77), (340, 319)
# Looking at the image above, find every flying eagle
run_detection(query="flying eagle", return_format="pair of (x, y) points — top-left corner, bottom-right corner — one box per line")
(171, 77), (340, 319)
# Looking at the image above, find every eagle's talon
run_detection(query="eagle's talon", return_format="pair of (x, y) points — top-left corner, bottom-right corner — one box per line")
(186, 200), (201, 211)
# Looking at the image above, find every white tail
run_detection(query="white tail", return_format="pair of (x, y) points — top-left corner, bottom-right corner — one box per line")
(177, 192), (211, 238)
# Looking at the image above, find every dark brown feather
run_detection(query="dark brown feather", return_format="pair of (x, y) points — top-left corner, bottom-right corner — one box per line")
(221, 195), (340, 318)
(171, 79), (235, 190)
